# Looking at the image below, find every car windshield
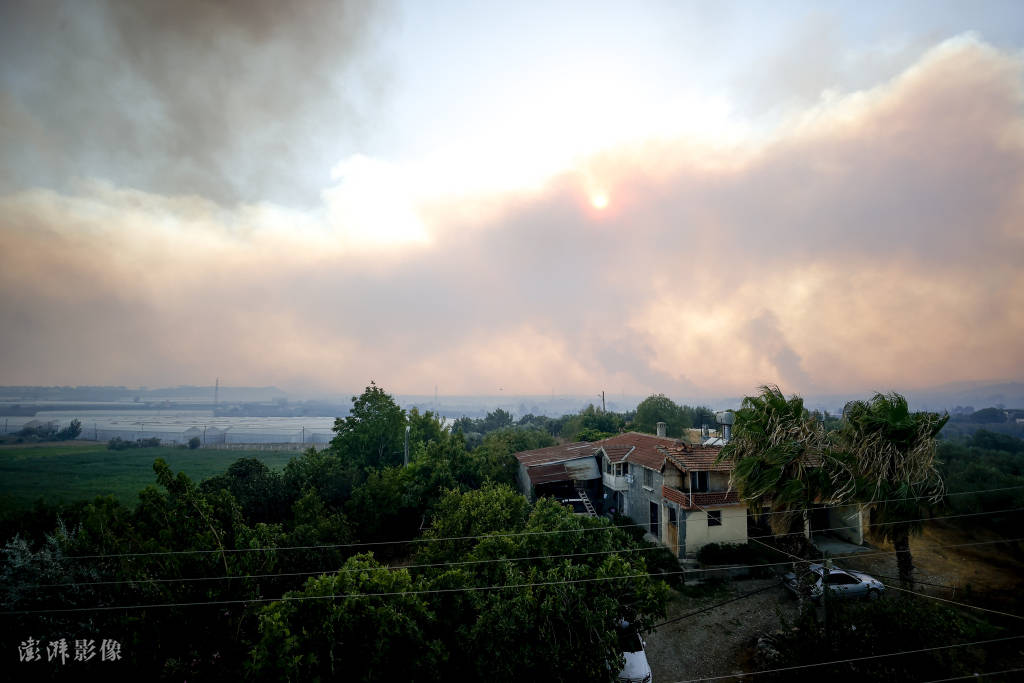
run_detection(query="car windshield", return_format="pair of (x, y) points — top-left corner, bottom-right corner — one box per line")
(616, 627), (642, 653)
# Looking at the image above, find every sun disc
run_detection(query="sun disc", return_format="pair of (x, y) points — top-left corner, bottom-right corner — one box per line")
(591, 193), (609, 210)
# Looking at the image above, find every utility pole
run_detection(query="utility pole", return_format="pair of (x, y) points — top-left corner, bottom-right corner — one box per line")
(601, 390), (606, 413)
(823, 554), (832, 652)
(404, 425), (410, 466)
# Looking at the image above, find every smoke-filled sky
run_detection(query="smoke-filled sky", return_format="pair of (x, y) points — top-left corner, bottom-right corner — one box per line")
(1, 0), (1023, 398)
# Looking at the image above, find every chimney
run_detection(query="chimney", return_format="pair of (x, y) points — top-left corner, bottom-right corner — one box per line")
(656, 421), (666, 438)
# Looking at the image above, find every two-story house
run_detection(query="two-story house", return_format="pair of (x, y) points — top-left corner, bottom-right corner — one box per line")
(515, 424), (748, 558)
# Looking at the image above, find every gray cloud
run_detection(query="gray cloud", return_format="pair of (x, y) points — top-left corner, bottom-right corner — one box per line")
(0, 36), (1022, 396)
(0, 0), (392, 205)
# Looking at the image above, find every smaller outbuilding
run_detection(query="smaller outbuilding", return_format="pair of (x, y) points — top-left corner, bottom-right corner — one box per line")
(515, 442), (603, 515)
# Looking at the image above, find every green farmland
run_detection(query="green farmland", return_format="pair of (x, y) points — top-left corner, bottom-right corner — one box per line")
(0, 442), (297, 510)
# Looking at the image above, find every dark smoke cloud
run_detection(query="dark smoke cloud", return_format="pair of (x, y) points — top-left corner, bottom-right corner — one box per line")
(0, 0), (392, 205)
(0, 36), (1022, 396)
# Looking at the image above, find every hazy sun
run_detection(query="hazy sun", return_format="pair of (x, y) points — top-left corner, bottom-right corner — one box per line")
(591, 193), (609, 210)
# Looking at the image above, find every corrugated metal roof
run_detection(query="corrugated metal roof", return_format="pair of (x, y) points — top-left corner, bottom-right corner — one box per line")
(524, 457), (599, 486)
(528, 463), (570, 485)
(564, 457), (600, 481)
(515, 441), (595, 467)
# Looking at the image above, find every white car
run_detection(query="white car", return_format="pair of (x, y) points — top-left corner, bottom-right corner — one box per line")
(783, 564), (884, 601)
(616, 621), (653, 683)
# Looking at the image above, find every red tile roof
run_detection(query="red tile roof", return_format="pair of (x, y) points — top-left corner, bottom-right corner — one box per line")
(600, 445), (634, 463)
(661, 444), (732, 472)
(596, 432), (677, 470)
(661, 486), (742, 510)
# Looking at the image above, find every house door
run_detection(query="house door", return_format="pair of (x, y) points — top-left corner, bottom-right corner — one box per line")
(666, 505), (678, 555)
(649, 502), (659, 537)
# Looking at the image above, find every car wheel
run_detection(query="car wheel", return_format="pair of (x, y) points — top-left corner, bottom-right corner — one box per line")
(866, 589), (881, 601)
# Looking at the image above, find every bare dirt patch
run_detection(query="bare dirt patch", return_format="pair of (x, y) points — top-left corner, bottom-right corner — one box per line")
(646, 578), (796, 682)
(840, 523), (1024, 595)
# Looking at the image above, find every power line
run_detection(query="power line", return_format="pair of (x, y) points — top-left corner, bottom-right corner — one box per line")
(2, 568), (681, 616)
(916, 667), (1024, 683)
(23, 522), (1024, 592)
(9, 535), (1024, 614)
(670, 634), (1024, 683)
(35, 487), (1024, 562)
(31, 544), (671, 589)
(880, 582), (1024, 622)
(652, 582), (780, 629)
(25, 535), (1024, 592)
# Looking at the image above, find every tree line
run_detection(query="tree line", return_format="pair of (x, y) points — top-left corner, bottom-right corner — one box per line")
(0, 382), (670, 681)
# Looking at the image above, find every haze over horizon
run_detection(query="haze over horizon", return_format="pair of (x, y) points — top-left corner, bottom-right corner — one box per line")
(2, 1), (1023, 399)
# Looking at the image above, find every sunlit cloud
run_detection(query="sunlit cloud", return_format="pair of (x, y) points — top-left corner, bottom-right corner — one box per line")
(1, 32), (1022, 398)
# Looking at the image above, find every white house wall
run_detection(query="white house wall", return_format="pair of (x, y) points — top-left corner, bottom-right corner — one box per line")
(683, 505), (748, 556)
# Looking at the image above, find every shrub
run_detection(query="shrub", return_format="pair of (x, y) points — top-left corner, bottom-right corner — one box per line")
(188, 436), (201, 449)
(56, 419), (82, 441)
(107, 436), (163, 450)
(16, 422), (58, 440)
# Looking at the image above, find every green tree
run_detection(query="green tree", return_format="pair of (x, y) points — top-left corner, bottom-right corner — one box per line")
(838, 393), (948, 588)
(200, 457), (286, 524)
(330, 382), (407, 470)
(56, 418), (82, 440)
(250, 553), (444, 682)
(633, 394), (685, 436)
(407, 406), (446, 449)
(717, 386), (851, 535)
(480, 408), (514, 433)
(415, 486), (668, 682)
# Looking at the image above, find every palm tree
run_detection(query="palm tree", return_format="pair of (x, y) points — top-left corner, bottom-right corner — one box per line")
(717, 386), (853, 537)
(839, 393), (948, 589)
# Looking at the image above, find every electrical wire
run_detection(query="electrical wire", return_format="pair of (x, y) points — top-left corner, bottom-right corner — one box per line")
(2, 568), (683, 615)
(652, 583), (781, 629)
(23, 514), (1024, 590)
(670, 634), (1024, 682)
(31, 487), (1024, 562)
(914, 667), (1024, 683)
(880, 582), (1024, 621)
(7, 536), (1024, 614)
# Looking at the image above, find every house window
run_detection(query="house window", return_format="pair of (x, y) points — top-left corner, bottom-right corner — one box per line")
(707, 510), (722, 527)
(605, 458), (612, 474)
(643, 468), (653, 488)
(690, 471), (709, 492)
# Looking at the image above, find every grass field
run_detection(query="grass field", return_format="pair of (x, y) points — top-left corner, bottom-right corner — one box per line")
(0, 441), (297, 510)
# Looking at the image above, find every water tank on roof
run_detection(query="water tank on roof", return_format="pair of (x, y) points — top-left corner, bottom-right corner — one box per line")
(715, 411), (735, 444)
